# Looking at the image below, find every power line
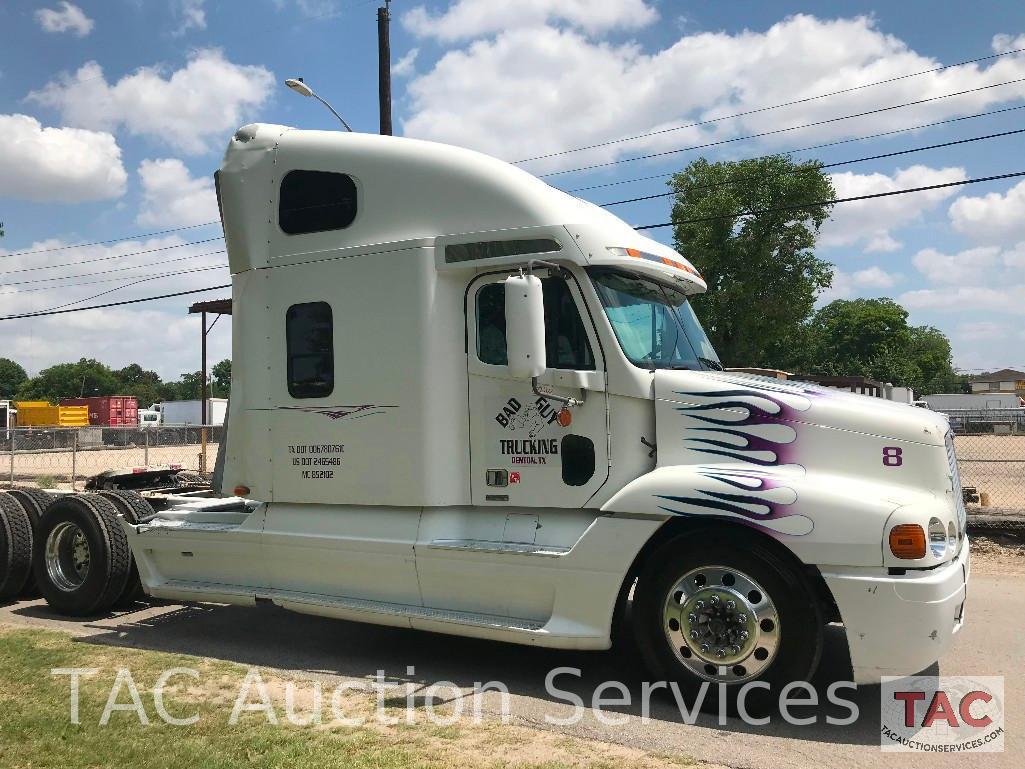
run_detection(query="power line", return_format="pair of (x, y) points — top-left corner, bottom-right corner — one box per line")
(0, 238), (224, 278)
(41, 266), (227, 313)
(633, 169), (1025, 230)
(514, 46), (1025, 164)
(0, 251), (227, 288)
(0, 222), (221, 260)
(539, 76), (1025, 178)
(563, 102), (1025, 193)
(597, 128), (1025, 207)
(0, 285), (233, 321)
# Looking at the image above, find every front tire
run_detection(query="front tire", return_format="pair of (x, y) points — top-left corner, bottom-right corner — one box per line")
(34, 495), (133, 616)
(633, 530), (822, 714)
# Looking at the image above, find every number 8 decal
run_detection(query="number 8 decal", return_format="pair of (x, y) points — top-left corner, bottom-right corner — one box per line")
(883, 446), (903, 467)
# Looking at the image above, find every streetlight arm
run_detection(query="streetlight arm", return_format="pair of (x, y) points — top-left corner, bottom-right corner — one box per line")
(313, 93), (353, 132)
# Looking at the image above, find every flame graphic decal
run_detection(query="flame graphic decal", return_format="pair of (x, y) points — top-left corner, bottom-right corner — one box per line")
(652, 378), (831, 536)
(657, 467), (813, 536)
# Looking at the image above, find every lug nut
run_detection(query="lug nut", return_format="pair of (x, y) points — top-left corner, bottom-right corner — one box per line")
(687, 613), (697, 624)
(725, 600), (736, 610)
(690, 630), (699, 641)
(715, 648), (727, 658)
(695, 600), (704, 610)
(700, 643), (710, 653)
(737, 613), (747, 624)
(731, 646), (741, 656)
(739, 631), (750, 641)
(710, 595), (720, 606)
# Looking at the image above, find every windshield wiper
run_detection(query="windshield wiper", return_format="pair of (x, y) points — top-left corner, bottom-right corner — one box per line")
(698, 357), (724, 371)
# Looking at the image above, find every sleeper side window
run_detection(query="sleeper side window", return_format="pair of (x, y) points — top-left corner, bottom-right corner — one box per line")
(286, 302), (334, 398)
(279, 170), (357, 235)
(476, 280), (595, 370)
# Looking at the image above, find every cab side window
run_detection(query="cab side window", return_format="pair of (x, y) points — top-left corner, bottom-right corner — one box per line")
(476, 280), (595, 370)
(286, 302), (334, 398)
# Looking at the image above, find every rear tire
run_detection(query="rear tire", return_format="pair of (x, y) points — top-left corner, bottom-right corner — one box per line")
(633, 530), (823, 715)
(34, 495), (133, 616)
(4, 488), (54, 596)
(96, 490), (153, 606)
(0, 493), (34, 601)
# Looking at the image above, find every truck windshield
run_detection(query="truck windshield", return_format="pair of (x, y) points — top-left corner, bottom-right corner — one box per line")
(588, 268), (721, 370)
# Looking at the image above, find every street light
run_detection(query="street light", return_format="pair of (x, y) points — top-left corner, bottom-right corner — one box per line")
(284, 78), (353, 132)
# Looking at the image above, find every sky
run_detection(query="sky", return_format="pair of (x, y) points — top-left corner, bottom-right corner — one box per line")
(1, 0), (1025, 381)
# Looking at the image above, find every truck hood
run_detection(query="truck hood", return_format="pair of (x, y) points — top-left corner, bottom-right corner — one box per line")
(654, 370), (949, 464)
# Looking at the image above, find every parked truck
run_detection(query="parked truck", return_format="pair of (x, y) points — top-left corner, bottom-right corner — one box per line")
(0, 125), (969, 711)
(144, 398), (227, 426)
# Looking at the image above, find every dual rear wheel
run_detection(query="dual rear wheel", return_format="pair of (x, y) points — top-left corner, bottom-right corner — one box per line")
(0, 489), (152, 615)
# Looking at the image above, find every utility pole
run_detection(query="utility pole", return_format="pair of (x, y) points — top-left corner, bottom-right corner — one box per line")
(377, 0), (392, 135)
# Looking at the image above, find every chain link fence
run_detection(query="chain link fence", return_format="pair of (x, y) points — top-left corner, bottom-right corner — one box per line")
(2, 414), (1022, 519)
(945, 408), (1025, 521)
(1, 425), (222, 491)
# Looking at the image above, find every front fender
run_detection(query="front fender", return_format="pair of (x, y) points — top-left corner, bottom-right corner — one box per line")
(601, 465), (933, 567)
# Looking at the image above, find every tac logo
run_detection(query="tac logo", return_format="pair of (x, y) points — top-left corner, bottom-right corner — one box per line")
(880, 676), (1004, 752)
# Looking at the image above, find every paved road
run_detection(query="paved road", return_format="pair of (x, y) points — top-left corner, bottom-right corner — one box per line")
(1, 572), (1019, 768)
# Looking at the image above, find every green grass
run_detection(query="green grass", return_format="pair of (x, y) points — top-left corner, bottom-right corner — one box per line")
(0, 627), (686, 769)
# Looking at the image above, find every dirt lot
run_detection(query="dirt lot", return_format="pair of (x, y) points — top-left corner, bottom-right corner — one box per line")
(955, 434), (1025, 511)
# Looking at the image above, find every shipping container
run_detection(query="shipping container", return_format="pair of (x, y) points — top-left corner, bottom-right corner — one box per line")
(14, 401), (90, 427)
(59, 395), (139, 426)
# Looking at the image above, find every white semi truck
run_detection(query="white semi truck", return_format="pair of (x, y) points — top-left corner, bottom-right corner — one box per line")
(0, 125), (968, 709)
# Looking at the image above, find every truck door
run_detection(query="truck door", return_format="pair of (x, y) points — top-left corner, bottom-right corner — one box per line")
(466, 271), (609, 507)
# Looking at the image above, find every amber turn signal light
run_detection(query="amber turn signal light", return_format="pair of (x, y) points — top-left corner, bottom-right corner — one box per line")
(233, 485), (251, 497)
(889, 524), (926, 559)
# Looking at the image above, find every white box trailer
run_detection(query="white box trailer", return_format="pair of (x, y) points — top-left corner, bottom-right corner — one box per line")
(0, 125), (969, 711)
(152, 398), (228, 426)
(924, 392), (1023, 410)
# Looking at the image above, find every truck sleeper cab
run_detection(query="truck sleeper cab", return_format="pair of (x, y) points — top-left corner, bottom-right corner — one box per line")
(20, 124), (968, 710)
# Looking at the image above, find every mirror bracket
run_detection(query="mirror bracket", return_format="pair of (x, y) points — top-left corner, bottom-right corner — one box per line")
(527, 258), (571, 280)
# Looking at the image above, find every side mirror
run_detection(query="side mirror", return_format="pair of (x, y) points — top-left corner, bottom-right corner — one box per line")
(504, 274), (546, 379)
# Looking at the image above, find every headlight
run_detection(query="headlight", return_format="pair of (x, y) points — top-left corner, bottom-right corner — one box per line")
(928, 517), (947, 559)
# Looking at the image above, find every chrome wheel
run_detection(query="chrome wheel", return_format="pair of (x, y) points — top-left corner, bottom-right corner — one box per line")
(663, 565), (780, 682)
(45, 522), (91, 592)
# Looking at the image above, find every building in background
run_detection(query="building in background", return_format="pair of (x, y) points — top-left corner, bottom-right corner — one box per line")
(969, 369), (1025, 398)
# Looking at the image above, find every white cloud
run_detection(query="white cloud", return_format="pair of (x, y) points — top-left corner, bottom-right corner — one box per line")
(403, 0), (658, 41)
(137, 159), (219, 227)
(0, 236), (229, 378)
(821, 165), (967, 251)
(0, 114), (126, 203)
(35, 2), (94, 37)
(899, 285), (1025, 315)
(172, 0), (207, 36)
(401, 17), (1025, 172)
(28, 49), (274, 155)
(819, 265), (900, 302)
(955, 321), (1004, 342)
(948, 179), (1025, 245)
(912, 246), (999, 284)
(392, 48), (419, 78)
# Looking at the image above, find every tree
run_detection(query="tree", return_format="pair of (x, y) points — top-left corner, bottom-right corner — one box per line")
(16, 359), (120, 402)
(802, 298), (959, 394)
(671, 155), (836, 368)
(211, 359), (232, 398)
(160, 371), (204, 401)
(0, 358), (27, 399)
(115, 363), (164, 406)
